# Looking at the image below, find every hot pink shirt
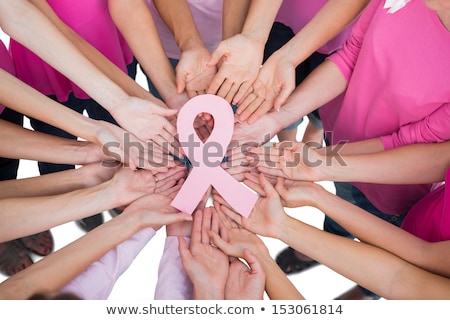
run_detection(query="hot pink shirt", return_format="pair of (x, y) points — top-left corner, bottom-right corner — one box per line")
(146, 0), (222, 59)
(0, 39), (16, 115)
(9, 0), (133, 102)
(401, 168), (449, 242)
(275, 0), (355, 54)
(320, 0), (450, 214)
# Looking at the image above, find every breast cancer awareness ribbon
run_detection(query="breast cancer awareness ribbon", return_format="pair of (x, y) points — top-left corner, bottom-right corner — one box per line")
(171, 94), (258, 218)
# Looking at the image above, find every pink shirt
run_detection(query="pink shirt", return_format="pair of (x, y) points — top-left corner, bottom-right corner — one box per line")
(9, 0), (133, 102)
(320, 0), (450, 214)
(275, 0), (355, 54)
(60, 228), (156, 300)
(0, 40), (16, 115)
(146, 0), (222, 59)
(401, 168), (450, 242)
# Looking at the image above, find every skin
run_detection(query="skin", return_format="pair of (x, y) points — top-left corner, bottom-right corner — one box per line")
(215, 173), (450, 299)
(0, 193), (193, 300)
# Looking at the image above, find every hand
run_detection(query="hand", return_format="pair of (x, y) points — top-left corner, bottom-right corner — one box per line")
(120, 194), (192, 231)
(207, 33), (264, 104)
(178, 207), (229, 299)
(95, 120), (175, 172)
(231, 114), (280, 152)
(78, 161), (119, 188)
(236, 50), (297, 124)
(249, 142), (325, 181)
(176, 47), (217, 98)
(225, 250), (265, 300)
(153, 164), (188, 194)
(111, 96), (181, 156)
(221, 146), (259, 182)
(214, 173), (287, 239)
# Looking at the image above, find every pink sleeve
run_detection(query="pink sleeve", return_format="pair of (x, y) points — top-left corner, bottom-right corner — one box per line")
(327, 0), (381, 81)
(60, 228), (156, 300)
(381, 103), (450, 150)
(154, 236), (193, 300)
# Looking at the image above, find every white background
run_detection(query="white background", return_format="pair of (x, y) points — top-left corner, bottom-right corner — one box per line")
(0, 28), (355, 300)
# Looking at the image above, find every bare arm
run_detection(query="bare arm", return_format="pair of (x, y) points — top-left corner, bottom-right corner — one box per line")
(221, 0), (251, 40)
(0, 194), (192, 300)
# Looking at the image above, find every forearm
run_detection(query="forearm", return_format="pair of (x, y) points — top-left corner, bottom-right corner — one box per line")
(30, 0), (154, 101)
(153, 0), (204, 52)
(0, 69), (100, 143)
(109, 0), (178, 102)
(279, 0), (369, 66)
(0, 211), (143, 300)
(0, 180), (123, 242)
(257, 251), (304, 300)
(0, 0), (128, 113)
(0, 169), (86, 199)
(320, 141), (450, 184)
(279, 216), (450, 299)
(222, 0), (251, 39)
(240, 0), (282, 45)
(0, 119), (101, 165)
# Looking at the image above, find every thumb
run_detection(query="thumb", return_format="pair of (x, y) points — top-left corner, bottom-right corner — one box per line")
(207, 43), (226, 67)
(176, 73), (187, 94)
(273, 85), (294, 111)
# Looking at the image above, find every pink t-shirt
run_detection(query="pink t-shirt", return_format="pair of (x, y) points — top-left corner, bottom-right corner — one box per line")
(320, 0), (450, 214)
(401, 168), (449, 242)
(0, 39), (16, 115)
(146, 0), (222, 59)
(275, 0), (355, 54)
(9, 0), (133, 102)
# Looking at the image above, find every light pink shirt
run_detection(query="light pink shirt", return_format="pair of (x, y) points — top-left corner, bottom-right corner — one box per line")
(154, 236), (193, 300)
(401, 168), (449, 242)
(0, 40), (16, 115)
(60, 228), (156, 300)
(9, 0), (133, 102)
(320, 0), (450, 214)
(146, 0), (222, 59)
(275, 0), (355, 54)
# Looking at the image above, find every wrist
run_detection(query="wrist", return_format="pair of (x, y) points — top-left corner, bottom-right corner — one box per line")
(193, 282), (225, 300)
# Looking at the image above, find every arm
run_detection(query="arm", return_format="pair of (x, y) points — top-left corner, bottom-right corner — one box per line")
(219, 173), (450, 299)
(207, 0), (283, 104)
(210, 208), (303, 300)
(221, 0), (251, 40)
(0, 194), (192, 300)
(108, 0), (188, 109)
(0, 119), (105, 165)
(237, 0), (369, 122)
(0, 166), (184, 242)
(152, 0), (216, 98)
(253, 140), (450, 184)
(0, 0), (178, 150)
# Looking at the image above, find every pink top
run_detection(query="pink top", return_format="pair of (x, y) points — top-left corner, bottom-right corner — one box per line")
(154, 236), (193, 300)
(60, 228), (156, 300)
(401, 168), (449, 242)
(9, 0), (133, 102)
(320, 0), (450, 214)
(146, 0), (222, 59)
(0, 40), (16, 115)
(275, 0), (355, 54)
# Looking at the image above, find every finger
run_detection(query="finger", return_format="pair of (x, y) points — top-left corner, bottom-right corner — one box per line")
(178, 235), (192, 262)
(247, 99), (274, 125)
(190, 210), (203, 244)
(216, 78), (234, 99)
(233, 81), (252, 105)
(273, 84), (295, 111)
(219, 204), (243, 227)
(224, 82), (241, 104)
(186, 89), (198, 99)
(210, 208), (220, 235)
(235, 92), (258, 116)
(243, 178), (266, 196)
(209, 230), (232, 255)
(163, 212), (194, 228)
(176, 75), (187, 94)
(243, 249), (263, 274)
(256, 166), (285, 178)
(238, 96), (265, 123)
(201, 207), (212, 244)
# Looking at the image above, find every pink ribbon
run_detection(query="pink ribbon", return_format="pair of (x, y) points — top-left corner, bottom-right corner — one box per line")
(171, 94), (258, 218)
